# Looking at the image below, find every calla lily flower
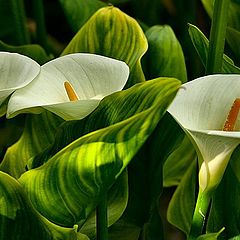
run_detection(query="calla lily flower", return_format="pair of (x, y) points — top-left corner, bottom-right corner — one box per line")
(167, 74), (240, 193)
(0, 52), (40, 116)
(7, 53), (129, 120)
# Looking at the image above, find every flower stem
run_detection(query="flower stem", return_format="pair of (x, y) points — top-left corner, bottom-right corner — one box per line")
(9, 0), (30, 45)
(206, 0), (230, 74)
(187, 190), (211, 240)
(96, 191), (108, 240)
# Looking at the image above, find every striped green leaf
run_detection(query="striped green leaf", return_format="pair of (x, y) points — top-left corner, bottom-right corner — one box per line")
(19, 78), (180, 227)
(0, 171), (88, 240)
(143, 25), (187, 83)
(62, 6), (148, 88)
(0, 112), (63, 178)
(29, 77), (180, 169)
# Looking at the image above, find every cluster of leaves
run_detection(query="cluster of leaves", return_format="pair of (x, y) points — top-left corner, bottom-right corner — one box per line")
(0, 0), (240, 240)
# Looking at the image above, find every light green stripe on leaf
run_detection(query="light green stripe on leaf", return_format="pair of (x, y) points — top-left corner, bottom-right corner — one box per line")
(19, 78), (181, 227)
(62, 6), (148, 88)
(0, 171), (88, 240)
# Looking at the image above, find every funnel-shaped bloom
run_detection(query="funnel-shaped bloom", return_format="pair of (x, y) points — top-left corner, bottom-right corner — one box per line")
(168, 74), (240, 193)
(0, 52), (40, 116)
(7, 53), (129, 120)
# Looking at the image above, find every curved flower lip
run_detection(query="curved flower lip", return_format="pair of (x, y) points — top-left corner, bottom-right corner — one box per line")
(0, 52), (40, 115)
(167, 74), (240, 133)
(7, 53), (129, 120)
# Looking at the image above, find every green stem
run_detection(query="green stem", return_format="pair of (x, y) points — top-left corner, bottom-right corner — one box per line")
(96, 191), (108, 240)
(187, 190), (211, 240)
(206, 0), (230, 74)
(32, 0), (49, 52)
(9, 0), (30, 45)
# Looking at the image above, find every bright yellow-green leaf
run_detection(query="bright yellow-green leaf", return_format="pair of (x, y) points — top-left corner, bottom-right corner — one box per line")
(19, 78), (180, 227)
(0, 171), (88, 240)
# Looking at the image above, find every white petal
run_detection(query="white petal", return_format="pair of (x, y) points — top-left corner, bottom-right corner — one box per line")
(168, 74), (240, 131)
(7, 53), (129, 120)
(0, 52), (40, 111)
(186, 129), (240, 192)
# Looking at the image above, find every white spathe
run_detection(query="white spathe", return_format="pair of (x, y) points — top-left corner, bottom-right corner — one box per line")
(7, 53), (129, 120)
(0, 52), (40, 116)
(168, 74), (240, 192)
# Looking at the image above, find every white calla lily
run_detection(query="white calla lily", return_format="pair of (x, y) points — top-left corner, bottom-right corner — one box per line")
(0, 52), (40, 116)
(7, 53), (129, 120)
(167, 74), (240, 193)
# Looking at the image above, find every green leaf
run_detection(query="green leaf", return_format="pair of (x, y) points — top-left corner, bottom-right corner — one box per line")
(62, 6), (148, 88)
(143, 25), (187, 83)
(163, 135), (196, 187)
(229, 235), (240, 240)
(58, 0), (106, 32)
(0, 171), (88, 240)
(196, 228), (224, 240)
(167, 160), (197, 236)
(0, 112), (63, 178)
(188, 24), (240, 73)
(118, 112), (184, 238)
(109, 219), (141, 240)
(207, 164), (240, 239)
(0, 40), (51, 65)
(19, 78), (181, 227)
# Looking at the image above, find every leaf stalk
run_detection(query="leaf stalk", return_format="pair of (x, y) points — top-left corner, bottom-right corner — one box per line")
(206, 0), (230, 74)
(96, 191), (108, 240)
